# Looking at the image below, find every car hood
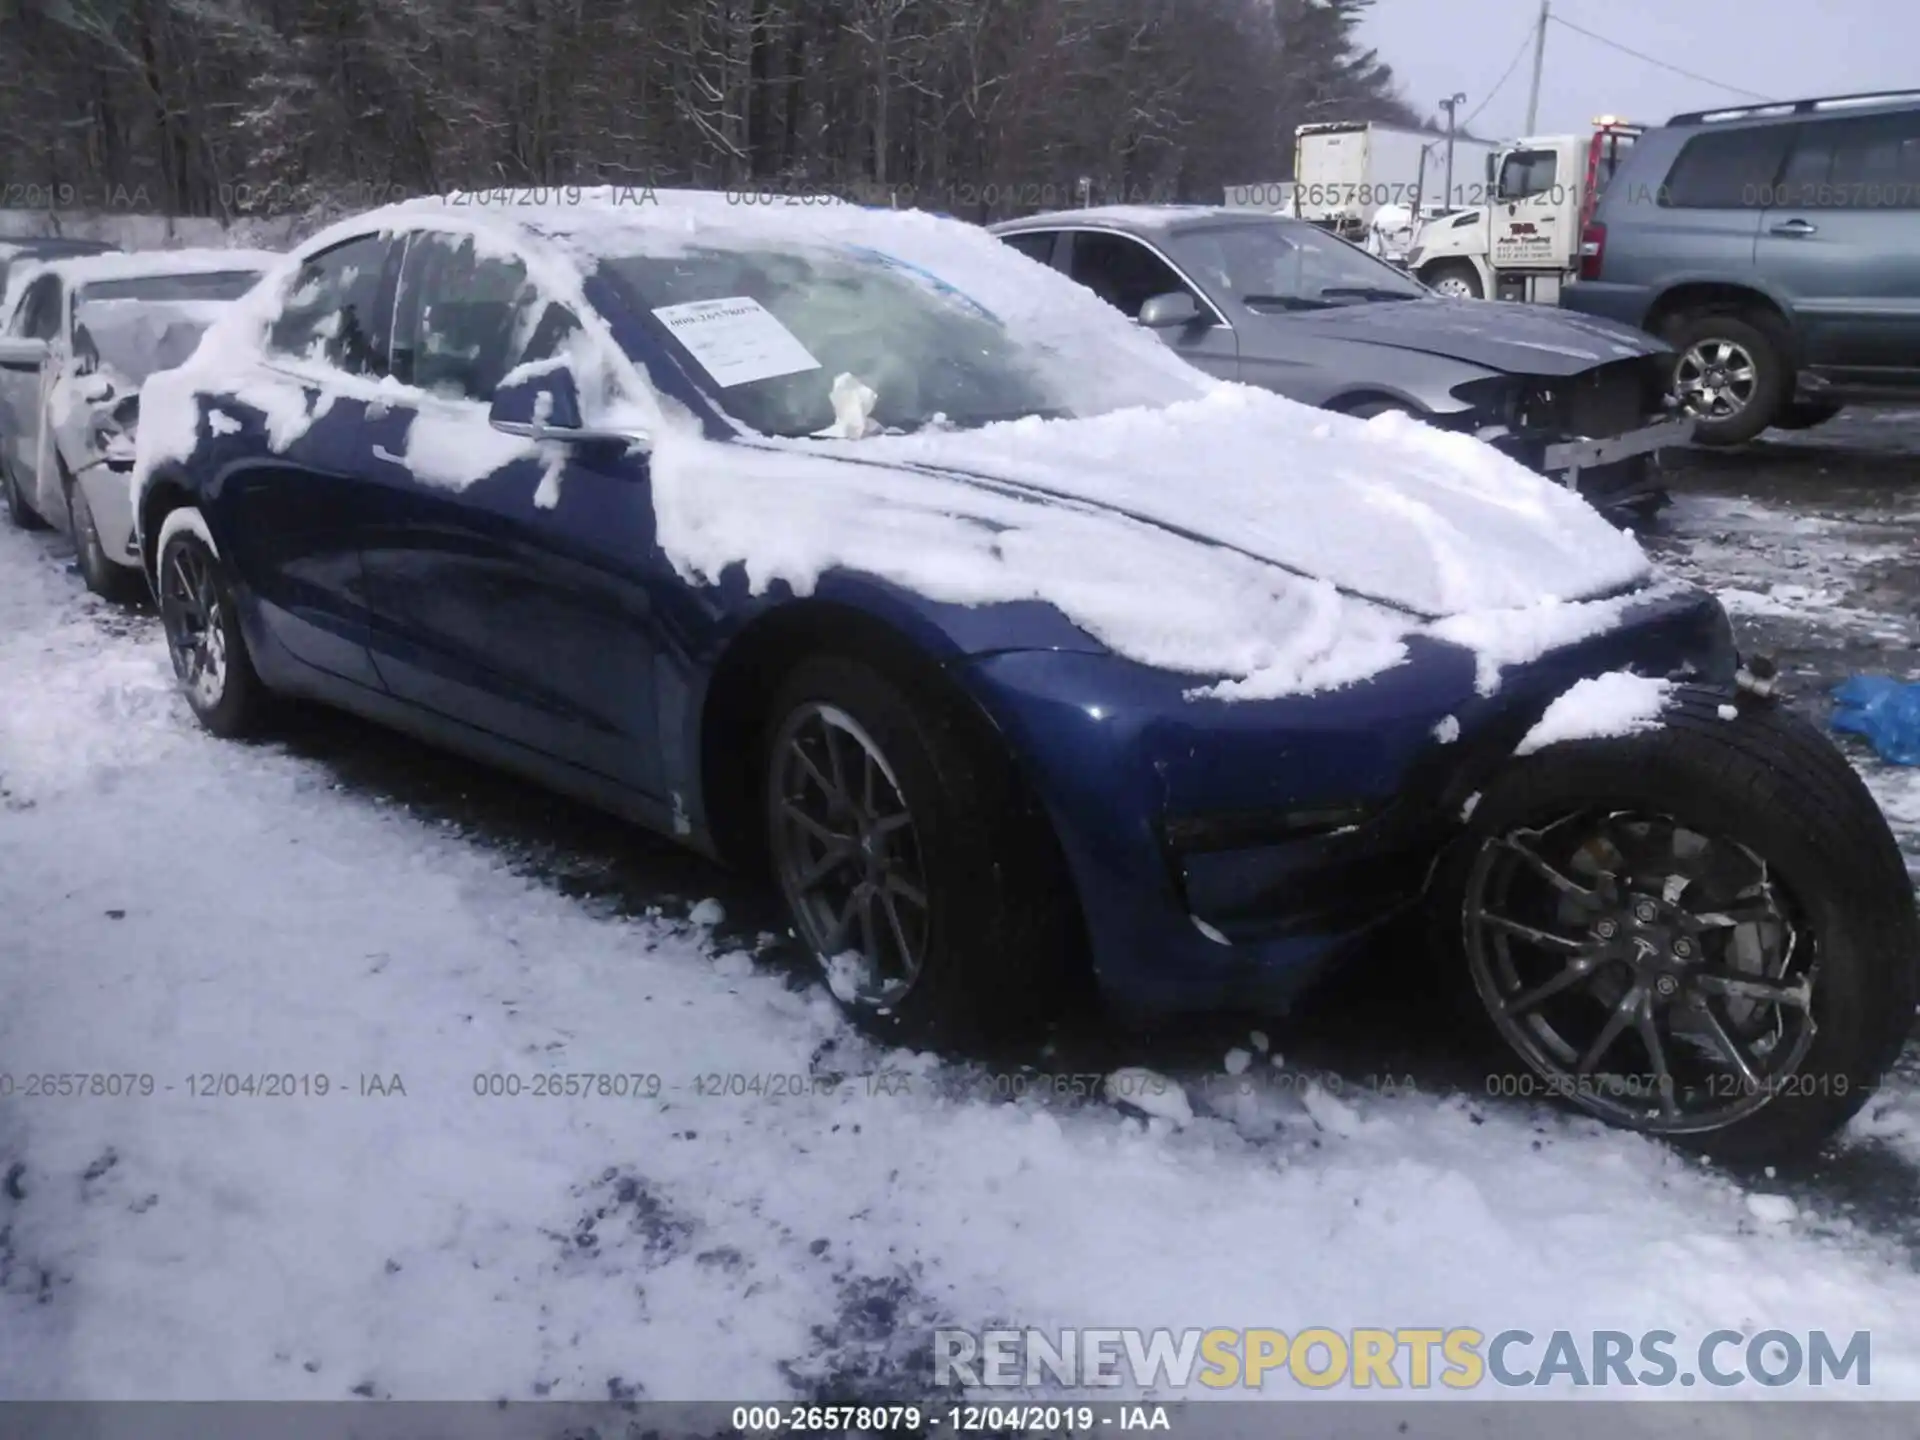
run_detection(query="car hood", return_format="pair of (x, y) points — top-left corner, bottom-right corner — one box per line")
(1248, 296), (1665, 376)
(672, 385), (1653, 621)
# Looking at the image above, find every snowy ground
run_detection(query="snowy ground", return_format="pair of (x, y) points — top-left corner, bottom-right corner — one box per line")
(3, 417), (1920, 1408)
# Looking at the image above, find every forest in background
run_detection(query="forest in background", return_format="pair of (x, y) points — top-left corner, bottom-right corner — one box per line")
(3, 0), (1428, 226)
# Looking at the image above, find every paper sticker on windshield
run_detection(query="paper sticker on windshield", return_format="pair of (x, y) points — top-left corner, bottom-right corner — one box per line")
(650, 296), (821, 388)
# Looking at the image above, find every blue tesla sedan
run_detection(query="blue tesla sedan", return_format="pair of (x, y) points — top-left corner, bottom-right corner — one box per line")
(129, 190), (1915, 1159)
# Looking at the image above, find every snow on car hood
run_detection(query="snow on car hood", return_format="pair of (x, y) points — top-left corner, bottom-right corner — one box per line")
(838, 385), (1651, 615)
(651, 383), (1657, 701)
(1258, 295), (1665, 374)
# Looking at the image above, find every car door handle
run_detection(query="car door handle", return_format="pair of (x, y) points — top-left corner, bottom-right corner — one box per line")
(1770, 218), (1817, 236)
(371, 444), (408, 467)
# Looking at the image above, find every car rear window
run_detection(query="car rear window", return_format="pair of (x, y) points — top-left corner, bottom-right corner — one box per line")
(1770, 110), (1920, 207)
(1659, 125), (1793, 208)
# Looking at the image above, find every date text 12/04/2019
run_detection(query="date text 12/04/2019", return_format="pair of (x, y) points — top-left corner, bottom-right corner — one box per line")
(730, 1405), (1172, 1432)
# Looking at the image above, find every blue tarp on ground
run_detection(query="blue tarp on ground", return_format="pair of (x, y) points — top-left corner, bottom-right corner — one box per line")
(1832, 675), (1920, 766)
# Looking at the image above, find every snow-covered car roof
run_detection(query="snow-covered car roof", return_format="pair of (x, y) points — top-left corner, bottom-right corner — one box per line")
(142, 189), (1658, 700)
(994, 204), (1239, 232)
(53, 247), (280, 289)
(3, 246), (277, 328)
(0, 235), (118, 259)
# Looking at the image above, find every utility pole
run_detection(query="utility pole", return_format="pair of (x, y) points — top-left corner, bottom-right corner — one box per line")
(1524, 0), (1551, 134)
(1439, 93), (1467, 208)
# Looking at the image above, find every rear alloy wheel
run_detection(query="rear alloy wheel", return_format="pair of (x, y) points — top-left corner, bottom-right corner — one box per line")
(65, 467), (143, 603)
(1454, 694), (1918, 1161)
(1667, 312), (1789, 445)
(157, 518), (269, 737)
(763, 653), (1082, 1040)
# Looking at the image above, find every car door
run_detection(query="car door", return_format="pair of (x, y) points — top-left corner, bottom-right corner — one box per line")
(1059, 229), (1241, 379)
(1756, 110), (1920, 377)
(218, 232), (401, 690)
(1642, 123), (1790, 295)
(1490, 146), (1566, 272)
(354, 229), (666, 796)
(0, 274), (63, 516)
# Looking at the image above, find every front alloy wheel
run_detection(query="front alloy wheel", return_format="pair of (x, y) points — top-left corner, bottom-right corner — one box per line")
(1451, 695), (1917, 1160)
(1465, 810), (1816, 1136)
(769, 701), (931, 1010)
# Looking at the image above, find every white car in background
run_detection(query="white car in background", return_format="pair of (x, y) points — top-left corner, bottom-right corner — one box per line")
(0, 248), (275, 599)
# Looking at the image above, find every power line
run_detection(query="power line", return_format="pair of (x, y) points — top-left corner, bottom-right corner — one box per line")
(1548, 15), (1775, 103)
(1462, 26), (1537, 131)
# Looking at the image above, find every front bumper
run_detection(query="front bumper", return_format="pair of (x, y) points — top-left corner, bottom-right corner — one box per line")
(1459, 361), (1690, 517)
(1542, 416), (1695, 475)
(73, 456), (141, 567)
(954, 585), (1738, 1019)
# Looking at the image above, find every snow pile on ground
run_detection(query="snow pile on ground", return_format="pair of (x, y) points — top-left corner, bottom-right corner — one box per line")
(4, 520), (1920, 1404)
(1515, 672), (1675, 755)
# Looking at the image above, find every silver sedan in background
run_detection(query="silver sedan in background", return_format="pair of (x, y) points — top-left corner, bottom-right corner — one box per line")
(0, 249), (274, 599)
(991, 207), (1693, 520)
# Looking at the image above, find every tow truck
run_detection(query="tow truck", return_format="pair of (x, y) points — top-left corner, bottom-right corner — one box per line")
(1406, 117), (1643, 303)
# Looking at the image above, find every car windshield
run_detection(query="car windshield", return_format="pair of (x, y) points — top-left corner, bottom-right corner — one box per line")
(597, 243), (1097, 438)
(1171, 221), (1427, 310)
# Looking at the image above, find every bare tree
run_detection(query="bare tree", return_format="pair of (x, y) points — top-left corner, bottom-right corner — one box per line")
(0, 0), (1423, 229)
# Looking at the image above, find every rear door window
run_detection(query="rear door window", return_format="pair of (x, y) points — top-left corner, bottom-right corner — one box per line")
(1659, 125), (1793, 208)
(13, 275), (64, 340)
(999, 231), (1060, 265)
(1773, 110), (1920, 208)
(266, 233), (398, 376)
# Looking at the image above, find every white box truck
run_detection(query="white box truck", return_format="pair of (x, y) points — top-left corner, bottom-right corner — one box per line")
(1290, 122), (1496, 243)
(1405, 118), (1644, 303)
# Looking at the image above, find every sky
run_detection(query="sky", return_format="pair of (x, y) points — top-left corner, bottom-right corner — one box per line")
(1361, 0), (1920, 141)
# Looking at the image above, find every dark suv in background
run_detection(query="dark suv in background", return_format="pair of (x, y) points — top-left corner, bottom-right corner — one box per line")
(1561, 90), (1920, 444)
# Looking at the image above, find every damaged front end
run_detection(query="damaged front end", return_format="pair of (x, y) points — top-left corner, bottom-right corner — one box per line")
(1449, 358), (1693, 519)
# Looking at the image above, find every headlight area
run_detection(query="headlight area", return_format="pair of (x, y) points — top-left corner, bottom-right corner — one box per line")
(1166, 796), (1447, 946)
(955, 644), (1485, 951)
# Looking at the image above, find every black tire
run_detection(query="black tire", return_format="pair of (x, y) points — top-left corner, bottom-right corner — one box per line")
(762, 653), (1083, 1042)
(1422, 261), (1484, 300)
(63, 465), (144, 604)
(156, 516), (270, 738)
(1446, 690), (1917, 1162)
(1667, 311), (1791, 446)
(4, 458), (48, 531)
(1771, 401), (1843, 432)
(1344, 399), (1419, 420)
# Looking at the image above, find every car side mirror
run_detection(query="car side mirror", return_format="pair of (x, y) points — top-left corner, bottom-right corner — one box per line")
(488, 362), (649, 450)
(1137, 291), (1202, 329)
(0, 337), (51, 373)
